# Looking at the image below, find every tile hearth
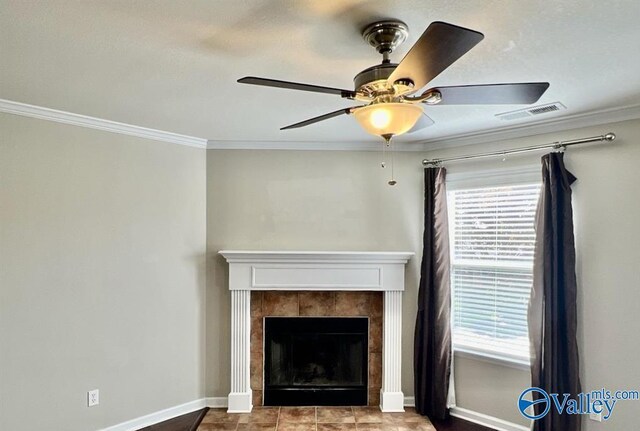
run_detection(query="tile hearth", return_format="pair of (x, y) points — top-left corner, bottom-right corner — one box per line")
(198, 407), (436, 431)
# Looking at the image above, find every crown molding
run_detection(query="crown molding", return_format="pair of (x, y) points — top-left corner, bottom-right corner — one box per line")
(206, 139), (436, 152)
(208, 103), (640, 152)
(417, 103), (640, 151)
(206, 139), (383, 151)
(0, 99), (208, 149)
(3, 97), (638, 152)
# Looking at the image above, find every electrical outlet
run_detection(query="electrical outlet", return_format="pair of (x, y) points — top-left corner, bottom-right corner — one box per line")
(88, 389), (99, 407)
(590, 411), (602, 422)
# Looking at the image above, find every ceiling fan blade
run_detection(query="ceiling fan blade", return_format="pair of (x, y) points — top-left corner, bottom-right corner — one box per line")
(280, 107), (361, 130)
(238, 76), (356, 98)
(408, 112), (435, 133)
(432, 82), (550, 105)
(387, 21), (484, 91)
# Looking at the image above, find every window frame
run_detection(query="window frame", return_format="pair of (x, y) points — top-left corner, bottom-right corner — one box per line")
(446, 166), (541, 368)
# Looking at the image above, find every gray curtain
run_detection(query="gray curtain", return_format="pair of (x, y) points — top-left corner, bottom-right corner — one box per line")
(528, 152), (582, 431)
(414, 167), (452, 420)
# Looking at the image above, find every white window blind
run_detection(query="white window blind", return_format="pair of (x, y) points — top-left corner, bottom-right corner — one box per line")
(449, 182), (541, 364)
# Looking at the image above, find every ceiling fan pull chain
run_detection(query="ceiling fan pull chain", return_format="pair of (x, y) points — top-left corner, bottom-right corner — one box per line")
(381, 138), (387, 168)
(388, 138), (397, 186)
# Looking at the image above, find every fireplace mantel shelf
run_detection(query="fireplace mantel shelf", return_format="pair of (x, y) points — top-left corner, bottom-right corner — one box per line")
(220, 250), (413, 413)
(219, 250), (414, 292)
(219, 250), (414, 264)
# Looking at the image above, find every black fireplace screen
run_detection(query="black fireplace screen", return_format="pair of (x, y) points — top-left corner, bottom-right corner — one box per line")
(263, 317), (368, 406)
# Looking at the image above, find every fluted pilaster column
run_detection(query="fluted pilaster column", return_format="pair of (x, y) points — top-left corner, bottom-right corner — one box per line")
(380, 290), (404, 412)
(228, 289), (252, 412)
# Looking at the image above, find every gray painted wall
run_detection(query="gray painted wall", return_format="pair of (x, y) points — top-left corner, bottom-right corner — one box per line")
(0, 113), (207, 431)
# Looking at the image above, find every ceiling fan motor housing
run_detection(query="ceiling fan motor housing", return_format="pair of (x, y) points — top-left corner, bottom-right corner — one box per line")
(356, 20), (415, 100)
(354, 63), (396, 96)
(354, 63), (417, 100)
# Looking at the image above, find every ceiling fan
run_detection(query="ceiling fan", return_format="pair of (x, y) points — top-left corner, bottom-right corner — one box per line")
(238, 20), (549, 140)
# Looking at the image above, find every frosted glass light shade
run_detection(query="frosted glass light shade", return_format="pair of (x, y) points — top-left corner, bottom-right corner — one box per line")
(354, 103), (423, 137)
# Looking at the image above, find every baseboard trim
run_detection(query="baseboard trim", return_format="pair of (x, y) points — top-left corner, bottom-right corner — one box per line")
(403, 396), (415, 407)
(449, 406), (530, 431)
(100, 399), (208, 431)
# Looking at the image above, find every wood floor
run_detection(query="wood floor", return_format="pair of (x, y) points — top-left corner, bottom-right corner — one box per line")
(137, 407), (208, 431)
(430, 416), (495, 431)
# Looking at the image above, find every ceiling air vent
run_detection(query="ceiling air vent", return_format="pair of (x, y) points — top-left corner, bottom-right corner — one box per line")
(496, 102), (566, 121)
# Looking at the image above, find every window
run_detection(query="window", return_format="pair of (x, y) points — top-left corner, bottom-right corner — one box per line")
(448, 181), (541, 364)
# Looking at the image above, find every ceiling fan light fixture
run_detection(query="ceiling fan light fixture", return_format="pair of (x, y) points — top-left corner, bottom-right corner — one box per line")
(354, 103), (423, 138)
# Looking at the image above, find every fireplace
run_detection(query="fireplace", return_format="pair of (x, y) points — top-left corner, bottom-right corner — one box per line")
(219, 250), (413, 413)
(264, 317), (368, 406)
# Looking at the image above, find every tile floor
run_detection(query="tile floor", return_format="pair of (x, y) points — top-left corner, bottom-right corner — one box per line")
(197, 406), (436, 431)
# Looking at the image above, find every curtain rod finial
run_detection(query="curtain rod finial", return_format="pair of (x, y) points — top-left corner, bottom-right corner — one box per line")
(605, 133), (616, 142)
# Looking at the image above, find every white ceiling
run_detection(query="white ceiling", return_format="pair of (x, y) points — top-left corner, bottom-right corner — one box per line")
(2, 0), (640, 145)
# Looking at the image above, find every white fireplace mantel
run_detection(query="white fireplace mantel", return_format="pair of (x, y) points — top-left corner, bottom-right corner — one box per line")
(219, 250), (414, 413)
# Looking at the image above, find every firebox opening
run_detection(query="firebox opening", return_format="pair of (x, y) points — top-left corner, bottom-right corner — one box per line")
(263, 317), (368, 406)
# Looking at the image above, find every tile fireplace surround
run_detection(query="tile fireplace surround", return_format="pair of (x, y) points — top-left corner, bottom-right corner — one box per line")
(253, 291), (379, 407)
(219, 251), (414, 414)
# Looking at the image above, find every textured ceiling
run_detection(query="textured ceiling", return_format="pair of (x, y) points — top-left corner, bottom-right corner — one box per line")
(2, 0), (640, 144)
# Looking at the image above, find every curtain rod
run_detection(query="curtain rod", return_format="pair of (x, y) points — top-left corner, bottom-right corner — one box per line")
(421, 132), (616, 166)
